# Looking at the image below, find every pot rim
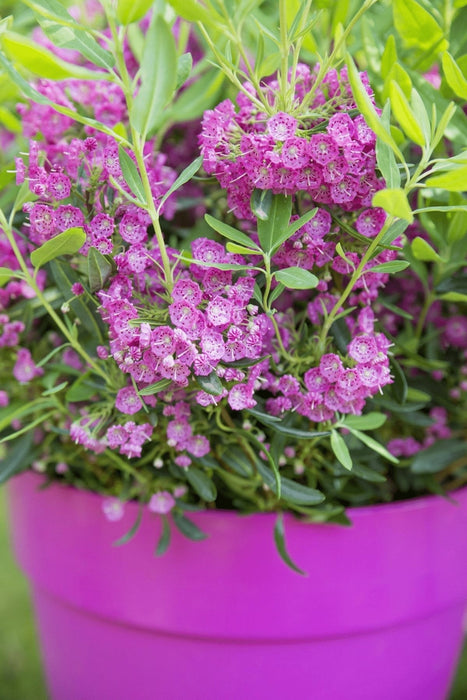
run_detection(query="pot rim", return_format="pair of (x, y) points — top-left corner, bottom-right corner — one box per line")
(16, 468), (467, 521)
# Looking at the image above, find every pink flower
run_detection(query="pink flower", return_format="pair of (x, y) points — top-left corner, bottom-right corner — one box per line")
(148, 491), (176, 514)
(13, 349), (44, 383)
(115, 386), (143, 415)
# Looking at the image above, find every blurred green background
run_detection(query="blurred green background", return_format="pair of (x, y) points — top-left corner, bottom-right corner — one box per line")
(1, 485), (467, 700)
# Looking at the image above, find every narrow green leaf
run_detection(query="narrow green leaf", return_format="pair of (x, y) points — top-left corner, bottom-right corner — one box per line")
(66, 374), (97, 402)
(205, 213), (260, 249)
(256, 194), (292, 254)
(368, 260), (410, 273)
(255, 460), (325, 505)
(346, 53), (403, 162)
(158, 155), (203, 213)
(22, 0), (115, 69)
(138, 378), (172, 396)
(425, 166), (467, 191)
(30, 227), (86, 268)
(342, 412), (387, 430)
(196, 371), (224, 396)
(347, 427), (399, 463)
(113, 505), (143, 546)
(372, 188), (414, 223)
(391, 358), (408, 404)
(0, 267), (16, 287)
(117, 0), (154, 25)
(274, 267), (319, 290)
(167, 69), (224, 123)
(41, 380), (68, 396)
(172, 511), (208, 541)
(447, 210), (467, 243)
(155, 515), (171, 556)
(176, 53), (193, 89)
(131, 15), (177, 137)
(274, 514), (307, 576)
(118, 147), (146, 203)
(389, 81), (425, 146)
(381, 34), (397, 80)
(376, 103), (401, 188)
(330, 430), (352, 470)
(442, 52), (467, 101)
(410, 439), (466, 474)
(393, 0), (448, 53)
(1, 31), (107, 81)
(226, 242), (263, 256)
(0, 433), (34, 484)
(185, 467), (217, 501)
(87, 247), (113, 292)
(411, 237), (442, 262)
(166, 0), (222, 25)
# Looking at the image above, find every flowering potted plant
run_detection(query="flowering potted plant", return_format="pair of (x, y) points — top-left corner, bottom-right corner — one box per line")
(1, 0), (467, 698)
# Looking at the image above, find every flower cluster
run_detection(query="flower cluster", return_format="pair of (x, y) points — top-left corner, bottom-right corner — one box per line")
(200, 65), (383, 220)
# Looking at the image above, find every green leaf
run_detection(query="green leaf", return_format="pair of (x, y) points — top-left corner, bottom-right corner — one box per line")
(347, 427), (399, 464)
(442, 52), (467, 101)
(389, 81), (425, 146)
(22, 0), (115, 70)
(346, 52), (403, 162)
(165, 0), (221, 25)
(205, 213), (259, 249)
(118, 147), (145, 203)
(117, 0), (154, 25)
(251, 188), (273, 221)
(176, 52), (193, 90)
(368, 260), (410, 273)
(274, 514), (307, 576)
(131, 15), (177, 137)
(0, 433), (33, 484)
(30, 227), (86, 268)
(185, 467), (217, 501)
(0, 267), (16, 287)
(1, 30), (107, 81)
(425, 166), (467, 191)
(410, 439), (466, 474)
(274, 267), (319, 290)
(138, 378), (172, 396)
(342, 413), (387, 431)
(411, 237), (442, 262)
(167, 69), (224, 123)
(330, 430), (352, 470)
(437, 275), (467, 296)
(256, 194), (292, 254)
(372, 188), (414, 223)
(447, 210), (467, 243)
(391, 358), (408, 404)
(154, 515), (171, 556)
(285, 208), (319, 237)
(196, 371), (224, 396)
(220, 446), (254, 477)
(393, 0), (448, 54)
(376, 103), (401, 188)
(172, 511), (208, 541)
(113, 505), (143, 546)
(87, 247), (113, 292)
(226, 242), (263, 256)
(381, 34), (397, 80)
(49, 260), (105, 341)
(158, 155), (203, 213)
(66, 374), (97, 402)
(255, 460), (325, 506)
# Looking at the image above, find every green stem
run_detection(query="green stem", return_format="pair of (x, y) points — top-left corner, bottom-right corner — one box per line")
(107, 14), (174, 293)
(279, 0), (290, 110)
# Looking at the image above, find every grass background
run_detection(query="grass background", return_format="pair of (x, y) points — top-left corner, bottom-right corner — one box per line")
(1, 486), (467, 700)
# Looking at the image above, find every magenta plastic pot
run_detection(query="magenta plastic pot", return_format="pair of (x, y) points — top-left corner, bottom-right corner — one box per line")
(7, 472), (467, 700)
